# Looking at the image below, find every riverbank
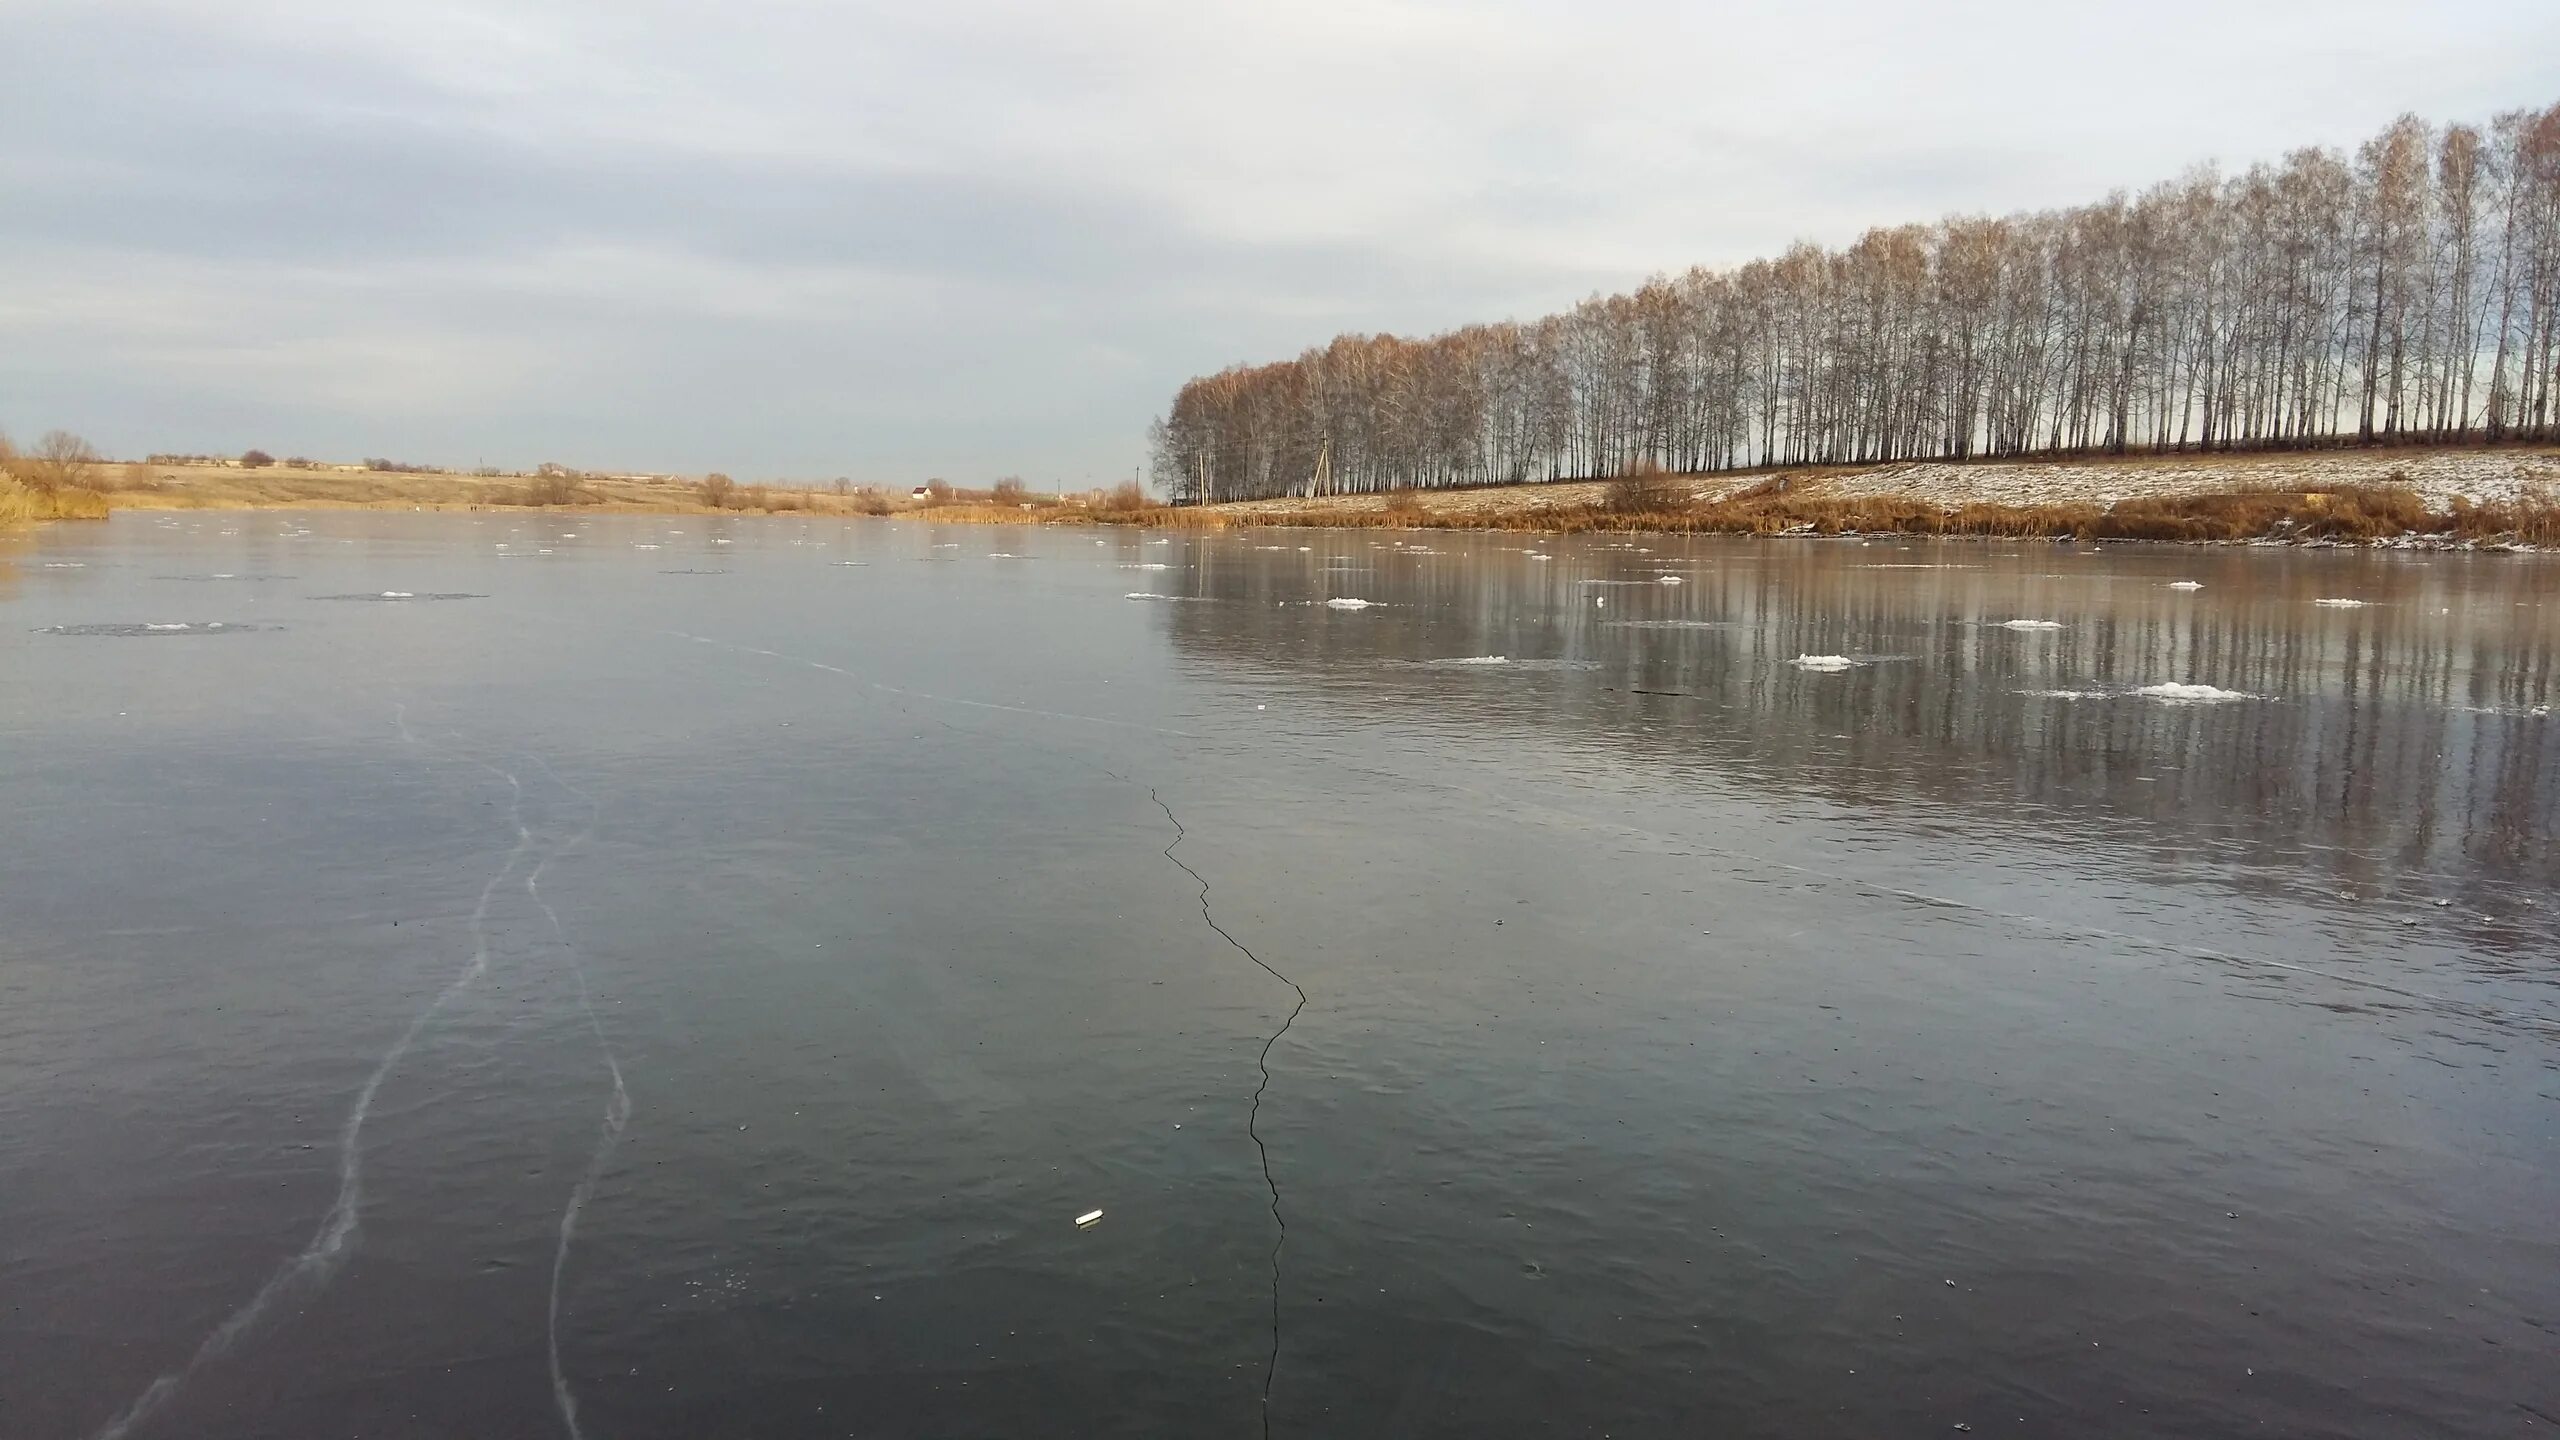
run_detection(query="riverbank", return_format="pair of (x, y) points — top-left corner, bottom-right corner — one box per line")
(1188, 446), (2560, 547)
(95, 462), (885, 516)
(26, 447), (2560, 547)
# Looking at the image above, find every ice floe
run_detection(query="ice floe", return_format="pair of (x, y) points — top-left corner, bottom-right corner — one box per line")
(40, 622), (262, 637)
(2312, 598), (2366, 608)
(2001, 619), (2065, 631)
(1325, 597), (1374, 610)
(1791, 654), (1857, 671)
(2135, 682), (2260, 703)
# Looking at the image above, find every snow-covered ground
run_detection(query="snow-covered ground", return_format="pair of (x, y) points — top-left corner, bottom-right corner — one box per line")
(1807, 450), (2560, 510)
(1209, 447), (2560, 520)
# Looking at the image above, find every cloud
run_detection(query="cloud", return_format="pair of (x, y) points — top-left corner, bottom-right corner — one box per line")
(5, 0), (2555, 478)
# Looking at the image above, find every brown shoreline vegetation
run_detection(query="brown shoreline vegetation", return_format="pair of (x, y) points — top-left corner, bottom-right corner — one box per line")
(8, 440), (2558, 548)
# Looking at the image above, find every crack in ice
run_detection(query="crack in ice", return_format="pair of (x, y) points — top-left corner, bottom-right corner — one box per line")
(1149, 789), (1304, 1439)
(522, 756), (628, 1440)
(87, 713), (532, 1440)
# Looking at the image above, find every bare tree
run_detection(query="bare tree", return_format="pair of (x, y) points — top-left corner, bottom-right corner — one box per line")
(1155, 97), (2560, 500)
(24, 430), (100, 493)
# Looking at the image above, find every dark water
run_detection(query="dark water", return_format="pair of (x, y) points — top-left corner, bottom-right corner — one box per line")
(3, 512), (2555, 1440)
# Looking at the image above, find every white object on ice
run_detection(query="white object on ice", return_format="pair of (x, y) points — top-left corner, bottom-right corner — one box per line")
(1325, 597), (1373, 610)
(2001, 619), (2064, 631)
(1444, 656), (1509, 665)
(2168, 581), (2203, 591)
(2135, 682), (2259, 703)
(1657, 576), (1683, 585)
(382, 591), (413, 598)
(1075, 1209), (1103, 1228)
(2313, 598), (2366, 608)
(1791, 654), (1855, 671)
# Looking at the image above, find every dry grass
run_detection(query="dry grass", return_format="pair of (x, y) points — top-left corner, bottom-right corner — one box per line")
(0, 477), (111, 526)
(106, 461), (918, 516)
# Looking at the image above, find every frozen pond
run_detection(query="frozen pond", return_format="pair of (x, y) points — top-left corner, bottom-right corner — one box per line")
(3, 511), (2556, 1437)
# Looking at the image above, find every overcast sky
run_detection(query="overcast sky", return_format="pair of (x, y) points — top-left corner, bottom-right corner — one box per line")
(5, 0), (2554, 484)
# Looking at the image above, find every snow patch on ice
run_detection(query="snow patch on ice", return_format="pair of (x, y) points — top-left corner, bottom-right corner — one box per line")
(1325, 597), (1374, 610)
(2136, 682), (2261, 704)
(2168, 581), (2204, 590)
(2001, 619), (2065, 631)
(1791, 654), (1857, 671)
(2312, 598), (2366, 608)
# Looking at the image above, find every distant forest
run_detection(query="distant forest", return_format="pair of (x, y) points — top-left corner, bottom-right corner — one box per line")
(1152, 102), (2560, 502)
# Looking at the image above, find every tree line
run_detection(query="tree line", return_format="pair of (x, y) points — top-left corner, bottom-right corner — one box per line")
(1151, 102), (2560, 503)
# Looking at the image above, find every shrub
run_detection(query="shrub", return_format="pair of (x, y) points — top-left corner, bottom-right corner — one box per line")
(241, 449), (276, 469)
(699, 473), (736, 508)
(1606, 462), (1685, 515)
(1383, 487), (1425, 517)
(519, 471), (587, 506)
(992, 477), (1027, 505)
